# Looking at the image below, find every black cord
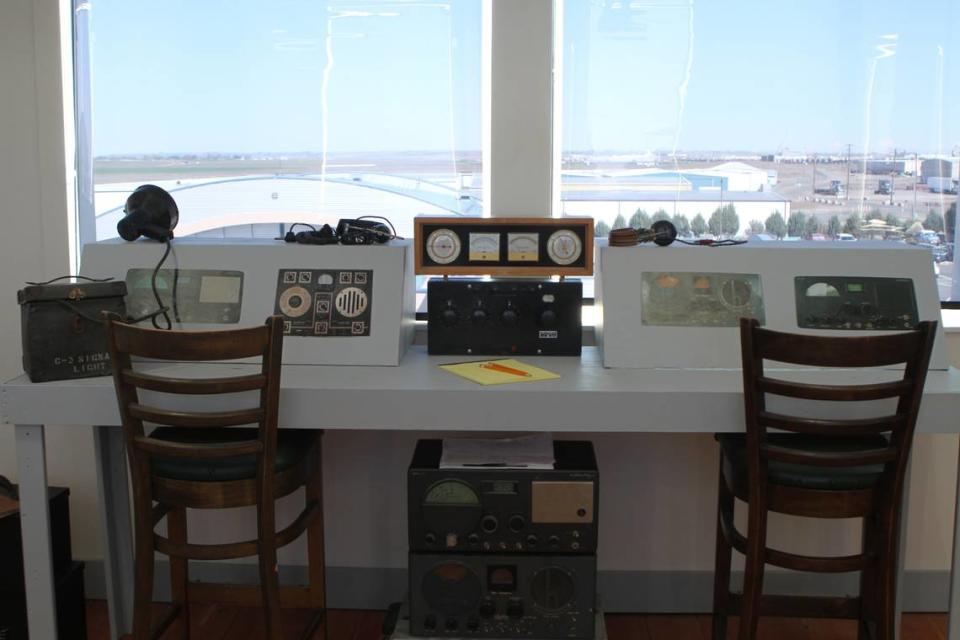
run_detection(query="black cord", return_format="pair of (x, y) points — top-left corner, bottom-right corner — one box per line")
(288, 222), (317, 234)
(150, 240), (173, 330)
(357, 215), (400, 238)
(676, 238), (748, 247)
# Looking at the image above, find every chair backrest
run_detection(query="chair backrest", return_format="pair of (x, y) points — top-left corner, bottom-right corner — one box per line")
(739, 317), (937, 495)
(104, 315), (284, 481)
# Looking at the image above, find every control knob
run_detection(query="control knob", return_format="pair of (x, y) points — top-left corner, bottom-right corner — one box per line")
(539, 308), (558, 328)
(471, 307), (488, 325)
(441, 305), (459, 327)
(501, 304), (519, 327)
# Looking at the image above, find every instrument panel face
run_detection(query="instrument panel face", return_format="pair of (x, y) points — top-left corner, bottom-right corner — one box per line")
(795, 276), (919, 330)
(125, 268), (244, 324)
(415, 217), (593, 276)
(274, 269), (372, 337)
(641, 272), (765, 327)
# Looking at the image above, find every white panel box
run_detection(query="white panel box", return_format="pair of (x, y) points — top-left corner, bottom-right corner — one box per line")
(81, 238), (416, 366)
(595, 240), (950, 370)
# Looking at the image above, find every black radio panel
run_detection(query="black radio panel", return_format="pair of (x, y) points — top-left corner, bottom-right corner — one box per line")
(409, 552), (596, 639)
(428, 279), (583, 356)
(274, 269), (372, 337)
(795, 276), (919, 331)
(408, 440), (598, 555)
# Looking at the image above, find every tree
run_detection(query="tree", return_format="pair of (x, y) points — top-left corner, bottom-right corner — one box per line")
(652, 209), (670, 223)
(709, 204), (739, 237)
(868, 207), (883, 222)
(748, 219), (765, 235)
(924, 209), (945, 232)
(947, 201), (956, 242)
(884, 213), (900, 229)
(843, 213), (861, 236)
(804, 215), (821, 238)
(765, 212), (787, 239)
(630, 209), (651, 229)
(826, 215), (842, 238)
(787, 211), (807, 237)
(612, 214), (627, 229)
(691, 213), (707, 236)
(595, 220), (611, 237)
(672, 214), (691, 235)
(708, 209), (723, 236)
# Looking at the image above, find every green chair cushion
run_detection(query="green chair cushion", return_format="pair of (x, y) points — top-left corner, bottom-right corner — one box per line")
(718, 433), (888, 491)
(149, 427), (317, 482)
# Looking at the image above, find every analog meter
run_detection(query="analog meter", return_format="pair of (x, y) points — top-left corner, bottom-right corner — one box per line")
(421, 479), (483, 540)
(508, 233), (539, 262)
(425, 228), (462, 264)
(546, 230), (582, 266)
(468, 233), (500, 262)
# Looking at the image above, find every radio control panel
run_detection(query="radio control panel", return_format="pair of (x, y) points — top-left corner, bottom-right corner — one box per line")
(274, 268), (372, 337)
(795, 276), (918, 331)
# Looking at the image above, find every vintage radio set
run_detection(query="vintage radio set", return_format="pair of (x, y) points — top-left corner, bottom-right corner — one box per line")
(427, 279), (583, 356)
(80, 238), (416, 365)
(408, 440), (598, 554)
(409, 553), (596, 639)
(595, 240), (950, 370)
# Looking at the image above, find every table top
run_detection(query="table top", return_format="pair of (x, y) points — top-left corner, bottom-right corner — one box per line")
(4, 347), (960, 433)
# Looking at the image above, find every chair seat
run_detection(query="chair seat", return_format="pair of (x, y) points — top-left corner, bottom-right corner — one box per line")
(718, 433), (888, 491)
(150, 428), (318, 482)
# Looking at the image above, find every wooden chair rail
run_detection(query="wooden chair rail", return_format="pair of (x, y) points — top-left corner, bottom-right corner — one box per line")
(133, 435), (264, 459)
(129, 403), (264, 428)
(756, 377), (913, 401)
(725, 594), (862, 619)
(121, 369), (267, 394)
(755, 327), (922, 368)
(757, 411), (905, 436)
(109, 321), (270, 361)
(761, 443), (898, 467)
(149, 603), (182, 640)
(764, 546), (873, 573)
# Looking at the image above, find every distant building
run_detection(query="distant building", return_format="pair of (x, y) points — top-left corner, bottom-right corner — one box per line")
(863, 160), (906, 175)
(921, 158), (954, 180)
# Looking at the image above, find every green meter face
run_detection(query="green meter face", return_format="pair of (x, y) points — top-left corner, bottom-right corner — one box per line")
(424, 480), (481, 505)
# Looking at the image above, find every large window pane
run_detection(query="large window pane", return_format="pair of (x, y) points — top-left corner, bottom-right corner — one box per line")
(80, 0), (483, 241)
(561, 0), (959, 299)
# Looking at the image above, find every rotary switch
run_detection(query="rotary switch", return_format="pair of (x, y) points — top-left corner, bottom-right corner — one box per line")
(539, 307), (557, 328)
(471, 306), (488, 325)
(441, 302), (459, 327)
(500, 304), (519, 327)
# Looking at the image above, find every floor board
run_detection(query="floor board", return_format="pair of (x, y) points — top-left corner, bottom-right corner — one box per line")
(84, 601), (949, 640)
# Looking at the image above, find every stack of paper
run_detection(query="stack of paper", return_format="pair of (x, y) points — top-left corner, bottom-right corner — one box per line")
(439, 433), (555, 469)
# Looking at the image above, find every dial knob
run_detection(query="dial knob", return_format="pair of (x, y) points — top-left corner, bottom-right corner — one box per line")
(539, 308), (557, 328)
(526, 534), (539, 548)
(501, 306), (519, 327)
(507, 600), (524, 619)
(471, 308), (488, 325)
(509, 515), (526, 532)
(481, 515), (499, 533)
(441, 307), (459, 327)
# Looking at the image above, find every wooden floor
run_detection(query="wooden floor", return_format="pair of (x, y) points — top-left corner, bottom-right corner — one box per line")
(85, 601), (949, 640)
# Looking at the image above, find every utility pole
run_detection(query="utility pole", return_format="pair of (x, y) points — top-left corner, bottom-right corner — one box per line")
(846, 143), (852, 198)
(890, 148), (897, 207)
(812, 156), (817, 194)
(914, 152), (919, 218)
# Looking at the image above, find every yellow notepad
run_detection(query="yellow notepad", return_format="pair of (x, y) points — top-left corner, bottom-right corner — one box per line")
(440, 358), (561, 386)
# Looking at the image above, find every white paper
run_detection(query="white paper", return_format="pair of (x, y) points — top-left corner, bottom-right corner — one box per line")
(439, 433), (555, 469)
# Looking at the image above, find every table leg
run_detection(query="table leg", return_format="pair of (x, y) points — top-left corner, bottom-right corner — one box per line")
(948, 438), (960, 640)
(94, 425), (135, 639)
(15, 424), (58, 640)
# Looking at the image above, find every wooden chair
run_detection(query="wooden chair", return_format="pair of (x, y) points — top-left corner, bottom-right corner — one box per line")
(104, 315), (326, 640)
(712, 318), (937, 640)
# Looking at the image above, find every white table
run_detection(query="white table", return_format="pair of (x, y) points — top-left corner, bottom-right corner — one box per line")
(5, 346), (960, 639)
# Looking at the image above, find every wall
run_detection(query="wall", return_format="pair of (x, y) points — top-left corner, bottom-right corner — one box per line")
(2, 0), (959, 612)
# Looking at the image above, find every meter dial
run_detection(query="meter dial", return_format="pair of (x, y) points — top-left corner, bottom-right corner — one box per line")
(421, 479), (483, 540)
(508, 232), (539, 262)
(546, 229), (583, 266)
(468, 232), (500, 262)
(425, 228), (462, 265)
(719, 278), (753, 310)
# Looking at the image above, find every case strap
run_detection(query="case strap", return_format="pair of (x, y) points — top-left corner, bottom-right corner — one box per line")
(25, 275), (114, 286)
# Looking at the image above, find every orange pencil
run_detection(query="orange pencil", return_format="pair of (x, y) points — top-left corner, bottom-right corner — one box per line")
(480, 361), (532, 377)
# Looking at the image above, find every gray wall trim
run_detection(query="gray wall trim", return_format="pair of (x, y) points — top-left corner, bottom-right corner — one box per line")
(81, 562), (951, 613)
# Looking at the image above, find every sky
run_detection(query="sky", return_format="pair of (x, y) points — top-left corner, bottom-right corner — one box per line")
(88, 0), (958, 156)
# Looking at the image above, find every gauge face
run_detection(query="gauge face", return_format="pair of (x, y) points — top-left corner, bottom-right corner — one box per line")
(720, 278), (753, 309)
(546, 229), (582, 266)
(422, 562), (482, 616)
(508, 233), (539, 262)
(424, 480), (481, 505)
(468, 232), (500, 262)
(425, 228), (462, 264)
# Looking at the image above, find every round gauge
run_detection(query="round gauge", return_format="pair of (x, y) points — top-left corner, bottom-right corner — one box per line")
(422, 479), (483, 538)
(425, 228), (462, 265)
(719, 278), (753, 310)
(278, 286), (311, 318)
(422, 562), (482, 616)
(530, 567), (576, 612)
(546, 229), (583, 266)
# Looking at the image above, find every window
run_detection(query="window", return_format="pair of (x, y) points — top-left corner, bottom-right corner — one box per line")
(559, 0), (960, 300)
(77, 0), (484, 242)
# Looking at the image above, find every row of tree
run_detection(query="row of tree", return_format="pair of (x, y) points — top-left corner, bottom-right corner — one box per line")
(593, 202), (957, 241)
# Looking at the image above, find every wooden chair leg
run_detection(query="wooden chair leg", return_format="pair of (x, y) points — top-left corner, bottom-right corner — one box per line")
(168, 507), (191, 640)
(874, 505), (901, 640)
(738, 501), (768, 640)
(305, 440), (327, 640)
(132, 487), (156, 640)
(859, 512), (881, 640)
(712, 465), (734, 640)
(257, 499), (283, 640)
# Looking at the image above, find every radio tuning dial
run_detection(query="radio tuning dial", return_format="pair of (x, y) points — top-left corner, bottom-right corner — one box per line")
(501, 305), (519, 327)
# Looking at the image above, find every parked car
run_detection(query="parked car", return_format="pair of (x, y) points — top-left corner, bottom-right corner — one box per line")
(835, 233), (857, 242)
